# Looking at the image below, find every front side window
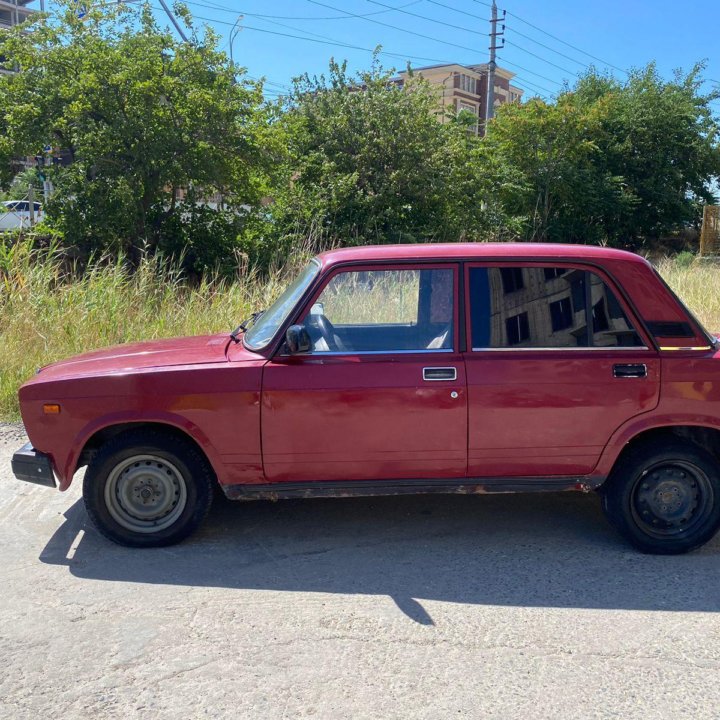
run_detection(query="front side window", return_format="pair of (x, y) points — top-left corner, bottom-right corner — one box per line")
(302, 267), (454, 353)
(243, 260), (321, 350)
(469, 265), (644, 349)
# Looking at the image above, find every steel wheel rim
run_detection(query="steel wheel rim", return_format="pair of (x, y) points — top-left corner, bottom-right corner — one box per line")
(631, 460), (713, 539)
(104, 454), (188, 534)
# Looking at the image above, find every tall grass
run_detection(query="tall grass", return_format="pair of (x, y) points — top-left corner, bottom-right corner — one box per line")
(1, 245), (718, 421)
(0, 240), (310, 420)
(654, 258), (720, 335)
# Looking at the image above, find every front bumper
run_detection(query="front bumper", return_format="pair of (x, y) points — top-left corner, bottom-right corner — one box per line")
(11, 443), (56, 488)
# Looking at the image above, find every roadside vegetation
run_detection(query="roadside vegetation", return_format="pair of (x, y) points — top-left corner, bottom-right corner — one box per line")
(0, 240), (308, 419)
(1, 1), (720, 421)
(1, 2), (719, 274)
(0, 243), (718, 421)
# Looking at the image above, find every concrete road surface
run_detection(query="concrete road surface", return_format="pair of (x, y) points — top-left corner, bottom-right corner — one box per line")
(2, 423), (720, 719)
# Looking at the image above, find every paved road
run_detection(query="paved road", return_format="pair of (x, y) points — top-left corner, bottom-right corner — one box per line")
(2, 424), (720, 719)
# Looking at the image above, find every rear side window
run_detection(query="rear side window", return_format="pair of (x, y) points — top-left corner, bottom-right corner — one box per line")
(469, 266), (644, 349)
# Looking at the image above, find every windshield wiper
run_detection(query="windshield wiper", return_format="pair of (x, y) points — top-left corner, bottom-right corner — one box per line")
(230, 311), (264, 343)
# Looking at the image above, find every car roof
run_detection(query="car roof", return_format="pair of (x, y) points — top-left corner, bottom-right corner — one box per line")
(316, 242), (649, 270)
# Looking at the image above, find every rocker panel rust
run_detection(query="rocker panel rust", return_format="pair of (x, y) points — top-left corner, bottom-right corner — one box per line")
(222, 477), (603, 501)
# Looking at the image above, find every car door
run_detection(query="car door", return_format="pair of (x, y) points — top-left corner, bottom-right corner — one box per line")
(261, 263), (467, 483)
(464, 262), (660, 477)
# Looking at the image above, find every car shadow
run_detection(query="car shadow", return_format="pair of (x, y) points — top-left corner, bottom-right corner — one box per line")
(40, 491), (720, 623)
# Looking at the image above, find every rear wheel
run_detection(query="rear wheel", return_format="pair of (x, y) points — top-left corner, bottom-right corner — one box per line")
(602, 439), (720, 554)
(83, 429), (213, 547)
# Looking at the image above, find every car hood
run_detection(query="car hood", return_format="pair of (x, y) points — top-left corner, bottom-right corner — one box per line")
(35, 334), (232, 380)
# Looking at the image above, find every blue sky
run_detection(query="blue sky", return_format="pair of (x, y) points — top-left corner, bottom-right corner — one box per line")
(163, 0), (719, 109)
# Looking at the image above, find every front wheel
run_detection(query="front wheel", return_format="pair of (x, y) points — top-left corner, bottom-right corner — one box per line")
(83, 429), (214, 547)
(602, 439), (720, 554)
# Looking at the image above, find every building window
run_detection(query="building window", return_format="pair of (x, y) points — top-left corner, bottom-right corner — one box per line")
(550, 297), (573, 332)
(460, 74), (476, 94)
(506, 312), (530, 346)
(500, 267), (524, 294)
(544, 267), (564, 281)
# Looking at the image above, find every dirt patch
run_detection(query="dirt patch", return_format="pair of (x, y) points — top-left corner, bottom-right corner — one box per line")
(0, 423), (26, 447)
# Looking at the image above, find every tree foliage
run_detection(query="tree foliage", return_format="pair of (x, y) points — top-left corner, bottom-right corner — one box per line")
(2, 4), (720, 270)
(270, 57), (494, 250)
(484, 64), (720, 246)
(0, 2), (273, 272)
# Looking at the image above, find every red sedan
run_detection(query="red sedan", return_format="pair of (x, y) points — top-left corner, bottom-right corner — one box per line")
(12, 243), (720, 553)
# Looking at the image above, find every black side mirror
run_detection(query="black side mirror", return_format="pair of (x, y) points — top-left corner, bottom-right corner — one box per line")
(286, 324), (311, 354)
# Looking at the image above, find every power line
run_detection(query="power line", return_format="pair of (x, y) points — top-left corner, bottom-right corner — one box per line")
(362, 0), (488, 36)
(427, 0), (626, 77)
(504, 27), (596, 69)
(304, 0), (479, 56)
(184, 10), (455, 65)
(502, 7), (628, 75)
(423, 0), (488, 21)
(496, 55), (563, 87)
(180, 0), (424, 22)
(503, 39), (577, 76)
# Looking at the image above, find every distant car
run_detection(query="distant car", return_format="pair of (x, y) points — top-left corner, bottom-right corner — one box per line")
(11, 243), (720, 553)
(0, 200), (44, 231)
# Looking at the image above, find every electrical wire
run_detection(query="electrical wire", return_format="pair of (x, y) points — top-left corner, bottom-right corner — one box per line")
(362, 0), (488, 35)
(304, 0), (479, 55)
(502, 7), (628, 75)
(496, 55), (563, 87)
(179, 0), (424, 21)
(183, 10), (455, 65)
(503, 39), (577, 76)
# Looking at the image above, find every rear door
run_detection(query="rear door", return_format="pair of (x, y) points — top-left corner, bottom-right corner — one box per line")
(464, 262), (660, 477)
(261, 263), (467, 483)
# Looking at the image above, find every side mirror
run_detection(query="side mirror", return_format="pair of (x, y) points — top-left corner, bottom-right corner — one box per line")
(285, 324), (311, 354)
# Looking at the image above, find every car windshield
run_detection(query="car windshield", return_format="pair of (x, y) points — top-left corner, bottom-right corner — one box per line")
(243, 259), (321, 350)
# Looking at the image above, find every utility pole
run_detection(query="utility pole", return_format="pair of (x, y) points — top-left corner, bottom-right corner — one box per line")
(229, 16), (244, 76)
(485, 1), (505, 122)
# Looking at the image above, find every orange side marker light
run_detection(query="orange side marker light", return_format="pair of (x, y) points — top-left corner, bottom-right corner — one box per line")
(43, 404), (61, 415)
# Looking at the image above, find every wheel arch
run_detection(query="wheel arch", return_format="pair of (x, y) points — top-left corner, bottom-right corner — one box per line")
(599, 421), (720, 485)
(64, 414), (222, 491)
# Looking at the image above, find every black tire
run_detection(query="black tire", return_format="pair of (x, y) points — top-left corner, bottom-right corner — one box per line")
(601, 438), (720, 554)
(83, 429), (214, 547)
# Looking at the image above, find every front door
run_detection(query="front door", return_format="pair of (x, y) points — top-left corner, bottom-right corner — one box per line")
(261, 264), (467, 483)
(464, 262), (661, 477)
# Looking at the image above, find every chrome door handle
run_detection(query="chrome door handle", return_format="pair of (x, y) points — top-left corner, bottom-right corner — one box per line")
(613, 363), (648, 379)
(423, 367), (457, 381)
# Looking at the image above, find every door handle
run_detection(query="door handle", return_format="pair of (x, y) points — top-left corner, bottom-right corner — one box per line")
(613, 363), (648, 379)
(423, 367), (457, 381)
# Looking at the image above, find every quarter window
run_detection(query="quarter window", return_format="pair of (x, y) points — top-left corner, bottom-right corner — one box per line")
(469, 266), (644, 349)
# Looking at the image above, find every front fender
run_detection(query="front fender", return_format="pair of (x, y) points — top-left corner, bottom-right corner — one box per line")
(61, 410), (224, 491)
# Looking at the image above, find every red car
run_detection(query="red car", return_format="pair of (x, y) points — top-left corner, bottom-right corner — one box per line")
(11, 243), (720, 553)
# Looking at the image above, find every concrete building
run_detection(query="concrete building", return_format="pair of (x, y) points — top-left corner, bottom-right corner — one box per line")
(394, 62), (523, 134)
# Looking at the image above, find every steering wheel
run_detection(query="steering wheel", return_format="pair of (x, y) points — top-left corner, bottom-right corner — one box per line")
(305, 313), (343, 352)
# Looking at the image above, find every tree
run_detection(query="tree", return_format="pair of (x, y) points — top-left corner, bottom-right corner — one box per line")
(483, 64), (720, 246)
(0, 2), (273, 272)
(270, 56), (497, 249)
(577, 64), (720, 242)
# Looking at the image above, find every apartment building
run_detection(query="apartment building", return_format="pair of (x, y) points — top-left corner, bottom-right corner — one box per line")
(395, 62), (523, 133)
